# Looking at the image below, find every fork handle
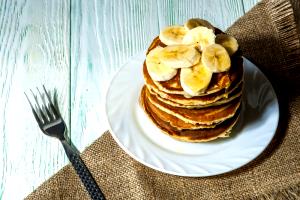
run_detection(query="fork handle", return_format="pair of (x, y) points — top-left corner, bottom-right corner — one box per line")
(61, 140), (106, 200)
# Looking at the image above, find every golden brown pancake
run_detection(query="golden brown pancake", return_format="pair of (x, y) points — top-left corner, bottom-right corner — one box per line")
(145, 86), (241, 125)
(143, 59), (243, 106)
(144, 37), (244, 96)
(142, 87), (219, 130)
(148, 102), (219, 130)
(140, 87), (241, 142)
(152, 83), (243, 109)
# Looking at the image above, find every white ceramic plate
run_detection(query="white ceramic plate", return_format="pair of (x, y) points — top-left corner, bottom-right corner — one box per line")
(105, 53), (279, 177)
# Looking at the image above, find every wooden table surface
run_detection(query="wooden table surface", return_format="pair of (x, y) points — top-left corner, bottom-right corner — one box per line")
(0, 0), (259, 199)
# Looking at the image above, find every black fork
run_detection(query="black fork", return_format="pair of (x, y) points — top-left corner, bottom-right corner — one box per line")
(25, 86), (106, 200)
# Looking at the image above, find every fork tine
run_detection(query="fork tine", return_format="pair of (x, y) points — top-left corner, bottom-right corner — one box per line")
(37, 87), (54, 121)
(43, 85), (60, 117)
(24, 92), (43, 126)
(30, 89), (49, 123)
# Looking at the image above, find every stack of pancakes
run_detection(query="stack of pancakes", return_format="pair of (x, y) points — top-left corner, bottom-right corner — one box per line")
(140, 25), (243, 142)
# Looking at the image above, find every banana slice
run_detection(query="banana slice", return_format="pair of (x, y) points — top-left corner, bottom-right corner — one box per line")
(202, 44), (231, 73)
(146, 47), (178, 81)
(159, 45), (201, 68)
(184, 18), (215, 31)
(180, 62), (212, 96)
(159, 25), (187, 45)
(182, 26), (215, 50)
(215, 34), (239, 55)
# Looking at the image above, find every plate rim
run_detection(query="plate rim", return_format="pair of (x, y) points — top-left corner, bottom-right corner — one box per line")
(105, 54), (280, 177)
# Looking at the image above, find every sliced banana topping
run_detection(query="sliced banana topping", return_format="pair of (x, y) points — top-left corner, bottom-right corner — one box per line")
(182, 26), (216, 51)
(146, 47), (178, 81)
(159, 45), (201, 68)
(159, 25), (188, 45)
(215, 34), (239, 55)
(147, 19), (236, 92)
(202, 44), (231, 73)
(184, 18), (215, 31)
(180, 62), (213, 96)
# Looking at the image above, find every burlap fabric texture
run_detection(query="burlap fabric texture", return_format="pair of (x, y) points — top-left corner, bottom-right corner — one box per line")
(26, 0), (300, 199)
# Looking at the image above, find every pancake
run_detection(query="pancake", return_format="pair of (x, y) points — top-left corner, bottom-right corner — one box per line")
(143, 58), (243, 106)
(144, 37), (244, 96)
(141, 87), (218, 130)
(148, 80), (243, 108)
(145, 86), (241, 125)
(140, 87), (241, 142)
(152, 84), (243, 109)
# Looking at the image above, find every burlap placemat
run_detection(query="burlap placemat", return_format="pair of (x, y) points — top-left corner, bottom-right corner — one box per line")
(26, 0), (300, 199)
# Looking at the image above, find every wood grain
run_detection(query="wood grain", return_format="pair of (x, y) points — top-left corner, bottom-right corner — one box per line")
(0, 0), (70, 199)
(156, 0), (245, 30)
(70, 0), (160, 149)
(243, 0), (261, 12)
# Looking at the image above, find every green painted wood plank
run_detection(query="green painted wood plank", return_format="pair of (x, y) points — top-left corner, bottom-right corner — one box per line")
(0, 0), (70, 199)
(70, 0), (160, 149)
(243, 0), (260, 13)
(156, 0), (246, 31)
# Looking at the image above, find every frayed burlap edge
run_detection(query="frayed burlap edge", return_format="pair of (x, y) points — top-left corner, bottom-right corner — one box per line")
(265, 0), (300, 76)
(251, 182), (300, 200)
